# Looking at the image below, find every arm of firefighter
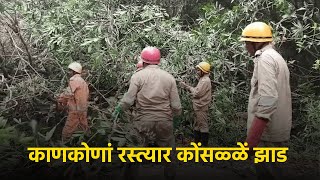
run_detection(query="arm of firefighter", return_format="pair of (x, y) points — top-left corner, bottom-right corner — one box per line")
(56, 94), (68, 110)
(170, 80), (182, 116)
(187, 79), (208, 99)
(256, 55), (279, 121)
(246, 116), (268, 149)
(57, 79), (79, 103)
(69, 78), (80, 94)
(72, 78), (82, 105)
(119, 74), (139, 111)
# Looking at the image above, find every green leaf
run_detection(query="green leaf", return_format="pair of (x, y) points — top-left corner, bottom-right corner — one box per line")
(312, 59), (320, 70)
(45, 126), (57, 141)
(80, 38), (100, 46)
(19, 136), (34, 144)
(13, 118), (21, 124)
(0, 3), (5, 12)
(100, 121), (112, 128)
(97, 129), (106, 135)
(29, 120), (37, 134)
(0, 117), (7, 128)
(111, 137), (126, 146)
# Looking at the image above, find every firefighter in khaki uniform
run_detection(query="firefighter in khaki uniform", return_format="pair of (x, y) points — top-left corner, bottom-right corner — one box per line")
(113, 46), (182, 180)
(240, 22), (292, 180)
(57, 62), (90, 142)
(179, 62), (212, 146)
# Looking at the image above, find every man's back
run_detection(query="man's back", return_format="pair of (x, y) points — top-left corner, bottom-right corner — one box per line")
(191, 74), (212, 111)
(69, 74), (89, 112)
(131, 65), (181, 121)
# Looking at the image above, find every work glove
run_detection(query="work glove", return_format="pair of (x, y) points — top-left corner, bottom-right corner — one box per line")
(56, 102), (64, 111)
(179, 81), (188, 89)
(245, 116), (268, 155)
(56, 95), (67, 111)
(112, 104), (122, 118)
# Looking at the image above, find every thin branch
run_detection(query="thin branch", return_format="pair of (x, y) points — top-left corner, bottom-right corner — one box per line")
(88, 83), (111, 107)
(13, 14), (34, 66)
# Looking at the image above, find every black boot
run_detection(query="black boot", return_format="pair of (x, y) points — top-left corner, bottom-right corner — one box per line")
(193, 130), (201, 144)
(200, 132), (209, 146)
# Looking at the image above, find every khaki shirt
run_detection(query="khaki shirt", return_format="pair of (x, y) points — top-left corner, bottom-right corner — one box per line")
(60, 74), (89, 112)
(134, 68), (143, 73)
(120, 65), (182, 121)
(247, 44), (292, 142)
(186, 74), (212, 111)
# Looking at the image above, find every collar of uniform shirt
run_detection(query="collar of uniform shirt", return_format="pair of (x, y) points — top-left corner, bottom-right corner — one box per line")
(144, 64), (159, 69)
(255, 43), (274, 57)
(70, 73), (81, 80)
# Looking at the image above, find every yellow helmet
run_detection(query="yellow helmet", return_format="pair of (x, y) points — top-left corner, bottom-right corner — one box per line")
(68, 62), (82, 73)
(196, 62), (211, 73)
(240, 22), (273, 42)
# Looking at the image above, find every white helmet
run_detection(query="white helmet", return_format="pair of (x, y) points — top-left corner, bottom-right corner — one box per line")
(68, 62), (82, 73)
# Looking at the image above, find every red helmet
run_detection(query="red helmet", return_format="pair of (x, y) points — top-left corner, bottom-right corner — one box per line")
(136, 60), (143, 69)
(140, 46), (161, 64)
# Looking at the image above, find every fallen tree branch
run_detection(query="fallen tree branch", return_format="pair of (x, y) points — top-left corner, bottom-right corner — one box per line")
(2, 11), (33, 66)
